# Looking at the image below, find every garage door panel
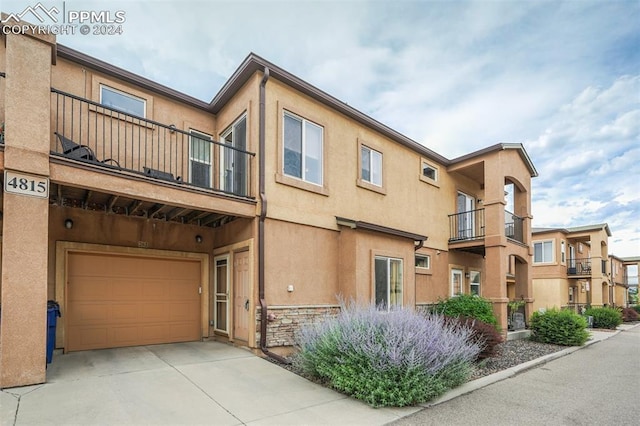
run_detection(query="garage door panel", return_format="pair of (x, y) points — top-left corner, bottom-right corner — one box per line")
(67, 303), (110, 326)
(68, 278), (112, 300)
(67, 252), (202, 352)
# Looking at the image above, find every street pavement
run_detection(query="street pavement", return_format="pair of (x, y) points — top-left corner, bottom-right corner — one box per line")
(391, 324), (640, 426)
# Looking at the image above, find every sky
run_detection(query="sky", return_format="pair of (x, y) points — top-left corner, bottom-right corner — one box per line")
(3, 0), (639, 257)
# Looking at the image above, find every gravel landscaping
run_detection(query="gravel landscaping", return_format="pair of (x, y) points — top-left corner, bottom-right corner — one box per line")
(469, 339), (565, 380)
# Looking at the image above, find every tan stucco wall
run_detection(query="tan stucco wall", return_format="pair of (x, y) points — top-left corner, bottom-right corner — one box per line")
(532, 278), (567, 311)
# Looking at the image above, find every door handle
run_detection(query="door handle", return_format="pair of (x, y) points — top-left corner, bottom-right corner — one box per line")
(244, 299), (250, 311)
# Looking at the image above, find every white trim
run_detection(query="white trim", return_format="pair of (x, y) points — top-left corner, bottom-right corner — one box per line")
(99, 84), (146, 117)
(214, 254), (230, 334)
(282, 110), (324, 186)
(533, 239), (555, 264)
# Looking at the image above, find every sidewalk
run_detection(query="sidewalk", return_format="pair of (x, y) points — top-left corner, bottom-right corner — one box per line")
(1, 324), (636, 425)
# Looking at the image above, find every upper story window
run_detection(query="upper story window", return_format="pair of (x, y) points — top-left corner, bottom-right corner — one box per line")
(100, 85), (146, 117)
(534, 240), (554, 264)
(561, 240), (566, 263)
(361, 145), (382, 186)
(283, 111), (323, 186)
(420, 159), (439, 186)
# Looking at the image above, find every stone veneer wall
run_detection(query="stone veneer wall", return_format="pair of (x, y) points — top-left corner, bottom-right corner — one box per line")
(256, 305), (341, 347)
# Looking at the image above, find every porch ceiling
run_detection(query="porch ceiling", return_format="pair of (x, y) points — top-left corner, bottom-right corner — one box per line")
(48, 183), (235, 228)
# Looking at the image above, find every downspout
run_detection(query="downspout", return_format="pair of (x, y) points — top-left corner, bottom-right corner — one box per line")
(258, 67), (290, 364)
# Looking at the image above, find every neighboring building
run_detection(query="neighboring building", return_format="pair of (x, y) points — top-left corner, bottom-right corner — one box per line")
(531, 224), (636, 312)
(621, 257), (640, 304)
(0, 25), (537, 388)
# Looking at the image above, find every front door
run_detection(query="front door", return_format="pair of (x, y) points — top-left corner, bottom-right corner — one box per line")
(214, 256), (229, 334)
(451, 268), (464, 296)
(233, 250), (251, 342)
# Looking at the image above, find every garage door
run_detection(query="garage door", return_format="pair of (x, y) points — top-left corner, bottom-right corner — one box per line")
(66, 252), (201, 351)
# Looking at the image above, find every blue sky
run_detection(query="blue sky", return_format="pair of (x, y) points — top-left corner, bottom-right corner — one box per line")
(4, 0), (639, 256)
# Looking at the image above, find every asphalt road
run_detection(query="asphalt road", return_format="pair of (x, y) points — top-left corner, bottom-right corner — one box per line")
(390, 325), (640, 426)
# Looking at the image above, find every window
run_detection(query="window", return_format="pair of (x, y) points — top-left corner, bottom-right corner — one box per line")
(415, 255), (430, 269)
(361, 145), (382, 186)
(283, 112), (323, 185)
(189, 130), (213, 187)
(568, 286), (575, 303)
(534, 240), (554, 263)
(422, 162), (437, 181)
(561, 240), (566, 263)
(456, 192), (475, 239)
(470, 271), (481, 296)
(220, 115), (248, 196)
(375, 256), (403, 310)
(451, 269), (464, 296)
(100, 85), (146, 117)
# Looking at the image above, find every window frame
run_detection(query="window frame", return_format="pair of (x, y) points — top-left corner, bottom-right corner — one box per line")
(419, 158), (440, 187)
(561, 240), (566, 264)
(415, 254), (430, 269)
(533, 240), (555, 264)
(99, 84), (146, 118)
(360, 145), (383, 187)
(469, 270), (481, 296)
(189, 129), (214, 188)
(282, 110), (324, 186)
(374, 256), (403, 311)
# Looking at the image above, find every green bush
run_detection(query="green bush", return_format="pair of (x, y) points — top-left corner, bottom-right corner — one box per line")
(434, 294), (499, 328)
(530, 308), (589, 346)
(632, 305), (640, 314)
(584, 307), (622, 329)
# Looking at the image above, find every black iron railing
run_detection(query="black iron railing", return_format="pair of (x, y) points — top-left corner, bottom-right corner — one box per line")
(567, 258), (592, 275)
(51, 88), (254, 198)
(449, 208), (485, 242)
(505, 210), (524, 243)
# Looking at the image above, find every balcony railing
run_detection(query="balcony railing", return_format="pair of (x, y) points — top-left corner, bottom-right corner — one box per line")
(505, 210), (524, 243)
(449, 208), (485, 242)
(567, 258), (591, 275)
(51, 88), (255, 198)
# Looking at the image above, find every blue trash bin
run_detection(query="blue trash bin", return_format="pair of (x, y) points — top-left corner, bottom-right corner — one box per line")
(46, 301), (61, 364)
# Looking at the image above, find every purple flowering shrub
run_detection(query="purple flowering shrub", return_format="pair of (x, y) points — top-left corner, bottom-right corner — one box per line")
(294, 303), (481, 407)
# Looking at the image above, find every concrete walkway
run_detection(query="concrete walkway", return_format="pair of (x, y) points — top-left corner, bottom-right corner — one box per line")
(2, 324), (636, 425)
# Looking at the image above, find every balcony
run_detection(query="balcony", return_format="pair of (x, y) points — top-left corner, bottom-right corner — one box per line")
(567, 258), (591, 276)
(505, 210), (524, 243)
(50, 88), (255, 198)
(449, 208), (485, 242)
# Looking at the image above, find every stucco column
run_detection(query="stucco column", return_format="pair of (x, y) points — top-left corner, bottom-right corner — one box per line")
(0, 30), (54, 388)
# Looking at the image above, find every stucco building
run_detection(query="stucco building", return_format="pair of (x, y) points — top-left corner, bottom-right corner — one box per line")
(0, 25), (537, 388)
(531, 224), (634, 312)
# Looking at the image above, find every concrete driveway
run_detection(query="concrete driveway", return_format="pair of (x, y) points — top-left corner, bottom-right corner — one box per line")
(1, 341), (419, 425)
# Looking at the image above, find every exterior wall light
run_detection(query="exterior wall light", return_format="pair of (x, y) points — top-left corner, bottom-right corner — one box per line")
(64, 219), (74, 229)
(195, 235), (203, 243)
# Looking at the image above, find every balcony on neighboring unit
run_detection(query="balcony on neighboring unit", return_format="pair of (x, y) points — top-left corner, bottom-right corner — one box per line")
(567, 258), (592, 276)
(505, 210), (524, 243)
(50, 88), (255, 199)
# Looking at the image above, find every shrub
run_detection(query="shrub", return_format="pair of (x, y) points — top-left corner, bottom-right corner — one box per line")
(434, 294), (499, 328)
(445, 316), (503, 360)
(632, 305), (640, 314)
(620, 307), (639, 322)
(294, 303), (481, 407)
(584, 307), (622, 329)
(530, 308), (589, 346)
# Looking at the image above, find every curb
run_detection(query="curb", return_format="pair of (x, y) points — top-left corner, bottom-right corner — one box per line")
(419, 324), (637, 408)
